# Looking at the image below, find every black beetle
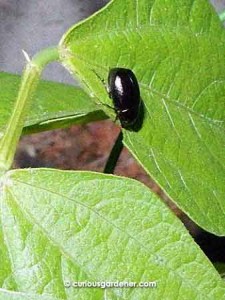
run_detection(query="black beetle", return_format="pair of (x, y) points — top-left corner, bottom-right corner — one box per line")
(107, 68), (141, 128)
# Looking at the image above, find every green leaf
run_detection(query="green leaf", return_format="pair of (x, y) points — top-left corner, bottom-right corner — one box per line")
(1, 169), (225, 299)
(0, 289), (60, 300)
(59, 0), (225, 235)
(0, 72), (106, 135)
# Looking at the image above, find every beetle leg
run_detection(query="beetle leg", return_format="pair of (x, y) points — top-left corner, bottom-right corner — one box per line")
(92, 69), (106, 85)
(101, 103), (115, 110)
(92, 69), (112, 96)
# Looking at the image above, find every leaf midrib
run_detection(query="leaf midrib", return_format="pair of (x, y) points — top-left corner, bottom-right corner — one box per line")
(140, 83), (225, 126)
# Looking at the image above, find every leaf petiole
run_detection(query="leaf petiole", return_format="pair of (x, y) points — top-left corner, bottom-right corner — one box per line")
(0, 47), (59, 171)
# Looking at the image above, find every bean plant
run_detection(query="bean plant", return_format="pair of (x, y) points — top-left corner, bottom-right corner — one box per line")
(0, 0), (225, 299)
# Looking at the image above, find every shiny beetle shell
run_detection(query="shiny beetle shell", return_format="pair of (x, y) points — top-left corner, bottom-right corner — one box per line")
(108, 68), (140, 128)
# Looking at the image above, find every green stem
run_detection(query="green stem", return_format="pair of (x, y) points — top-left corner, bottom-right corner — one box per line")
(219, 9), (225, 22)
(104, 131), (124, 174)
(0, 47), (59, 171)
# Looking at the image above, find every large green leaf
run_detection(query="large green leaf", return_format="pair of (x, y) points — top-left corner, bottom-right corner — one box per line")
(59, 0), (225, 235)
(0, 72), (106, 135)
(0, 169), (224, 299)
